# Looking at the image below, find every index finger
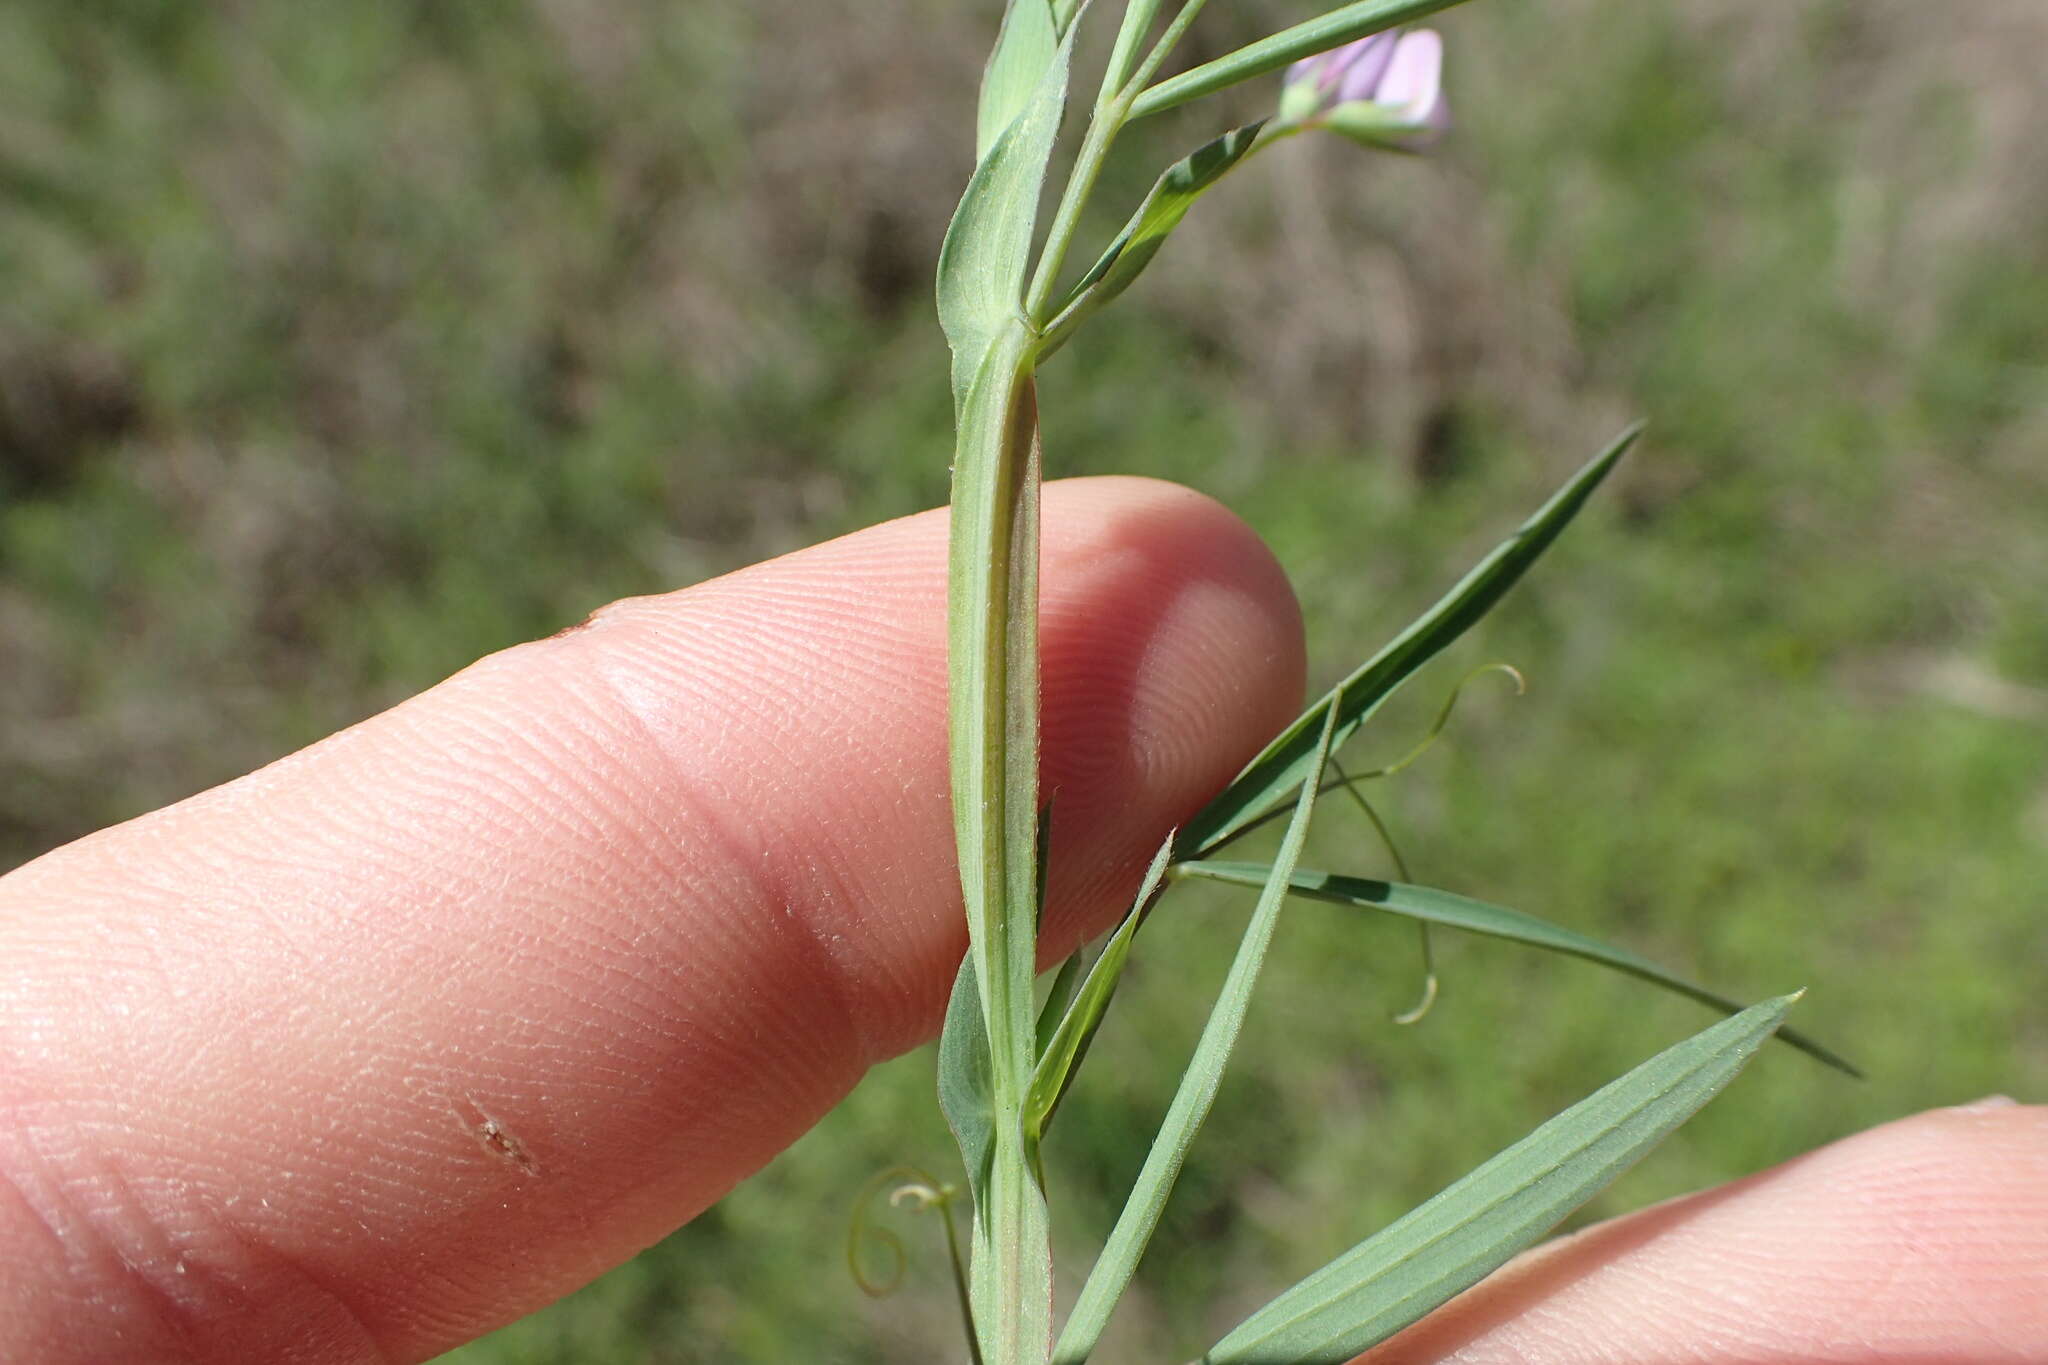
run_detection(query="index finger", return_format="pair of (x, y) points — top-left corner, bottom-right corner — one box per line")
(0, 476), (1305, 1364)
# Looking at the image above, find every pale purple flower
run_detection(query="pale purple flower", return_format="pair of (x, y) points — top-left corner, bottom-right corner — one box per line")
(1279, 28), (1450, 151)
(1284, 31), (1400, 111)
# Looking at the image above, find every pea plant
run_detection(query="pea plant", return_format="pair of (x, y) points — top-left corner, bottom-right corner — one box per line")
(879, 1), (1856, 1360)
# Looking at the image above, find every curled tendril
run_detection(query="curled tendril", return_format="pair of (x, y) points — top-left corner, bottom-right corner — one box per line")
(1329, 759), (1438, 1024)
(848, 1165), (950, 1297)
(1226, 663), (1528, 849)
(846, 1164), (982, 1363)
(1207, 663), (1527, 1019)
(1361, 661), (1527, 783)
(848, 1167), (913, 1296)
(889, 1181), (946, 1212)
(1390, 933), (1439, 1025)
(1386, 662), (1520, 1022)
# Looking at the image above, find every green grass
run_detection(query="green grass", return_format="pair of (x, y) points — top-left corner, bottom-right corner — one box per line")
(3, 2), (2043, 1361)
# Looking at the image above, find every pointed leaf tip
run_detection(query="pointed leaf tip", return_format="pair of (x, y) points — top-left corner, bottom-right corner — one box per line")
(1179, 423), (1641, 859)
(1203, 995), (1796, 1364)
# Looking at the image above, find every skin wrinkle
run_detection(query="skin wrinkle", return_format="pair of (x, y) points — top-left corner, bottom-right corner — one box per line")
(56, 1142), (210, 1361)
(570, 581), (956, 1067)
(52, 839), (468, 1350)
(485, 724), (856, 1203)
(567, 637), (880, 1078)
(198, 1204), (392, 1365)
(404, 735), (646, 902)
(149, 1177), (293, 1333)
(407, 729), (724, 1082)
(0, 1127), (91, 1300)
(1823, 1203), (1922, 1356)
(601, 760), (865, 1109)
(0, 1139), (67, 1290)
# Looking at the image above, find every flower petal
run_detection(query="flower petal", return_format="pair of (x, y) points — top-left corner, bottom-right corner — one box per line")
(1328, 30), (1401, 104)
(1375, 29), (1445, 129)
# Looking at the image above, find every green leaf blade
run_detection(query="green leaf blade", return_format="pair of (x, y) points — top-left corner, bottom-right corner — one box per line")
(1024, 834), (1176, 1149)
(1203, 994), (1800, 1365)
(939, 21), (1077, 406)
(1177, 860), (1859, 1075)
(1036, 120), (1268, 361)
(1053, 706), (1341, 1365)
(977, 1), (1059, 162)
(1035, 947), (1087, 1059)
(938, 955), (997, 1211)
(1179, 424), (1642, 859)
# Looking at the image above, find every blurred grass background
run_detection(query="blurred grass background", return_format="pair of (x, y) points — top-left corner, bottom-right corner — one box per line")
(3, 0), (2044, 1360)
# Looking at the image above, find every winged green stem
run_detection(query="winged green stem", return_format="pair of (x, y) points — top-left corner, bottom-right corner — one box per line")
(950, 335), (1044, 1115)
(1051, 702), (1341, 1365)
(937, 13), (1084, 1355)
(926, 9), (1807, 1365)
(1020, 0), (1127, 328)
(947, 332), (1055, 1364)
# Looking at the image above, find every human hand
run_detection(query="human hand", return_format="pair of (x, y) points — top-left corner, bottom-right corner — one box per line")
(2, 478), (2041, 1363)
(1355, 1094), (2047, 1363)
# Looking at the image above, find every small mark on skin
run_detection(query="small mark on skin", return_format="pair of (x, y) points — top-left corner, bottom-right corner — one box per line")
(547, 612), (602, 641)
(449, 1094), (541, 1177)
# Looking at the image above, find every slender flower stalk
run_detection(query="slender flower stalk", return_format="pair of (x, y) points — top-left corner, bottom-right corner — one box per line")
(1025, 0), (1214, 322)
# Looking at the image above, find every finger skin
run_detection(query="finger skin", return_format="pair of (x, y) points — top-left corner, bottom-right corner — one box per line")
(0, 476), (1306, 1364)
(1355, 1100), (2048, 1364)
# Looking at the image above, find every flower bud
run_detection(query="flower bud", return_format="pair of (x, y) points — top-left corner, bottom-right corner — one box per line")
(1278, 28), (1449, 151)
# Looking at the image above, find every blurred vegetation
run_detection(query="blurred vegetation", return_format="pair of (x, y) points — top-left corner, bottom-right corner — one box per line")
(3, 0), (2044, 1360)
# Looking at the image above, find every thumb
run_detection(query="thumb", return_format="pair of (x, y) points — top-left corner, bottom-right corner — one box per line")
(1355, 1100), (2048, 1363)
(0, 475), (1304, 1364)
